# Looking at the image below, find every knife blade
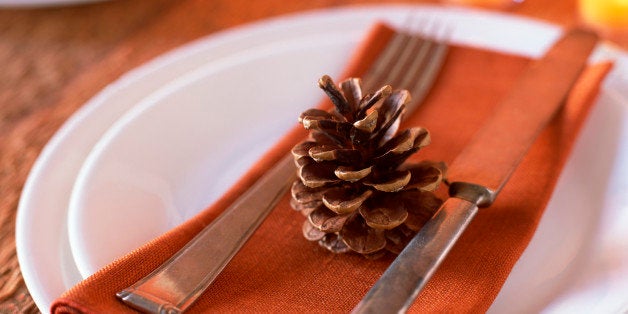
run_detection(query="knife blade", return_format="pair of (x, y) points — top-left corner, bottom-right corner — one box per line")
(352, 27), (599, 313)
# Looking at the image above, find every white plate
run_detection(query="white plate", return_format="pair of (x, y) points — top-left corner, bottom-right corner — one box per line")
(16, 4), (628, 313)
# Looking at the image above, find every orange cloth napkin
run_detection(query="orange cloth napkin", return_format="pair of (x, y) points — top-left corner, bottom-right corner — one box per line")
(51, 23), (611, 313)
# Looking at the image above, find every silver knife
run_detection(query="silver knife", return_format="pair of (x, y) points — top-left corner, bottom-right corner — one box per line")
(352, 27), (599, 313)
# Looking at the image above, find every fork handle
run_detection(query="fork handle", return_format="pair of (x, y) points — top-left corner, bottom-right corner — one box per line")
(117, 154), (295, 313)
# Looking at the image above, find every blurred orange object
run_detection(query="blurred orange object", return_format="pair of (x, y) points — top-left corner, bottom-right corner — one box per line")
(579, 0), (628, 28)
(579, 0), (628, 48)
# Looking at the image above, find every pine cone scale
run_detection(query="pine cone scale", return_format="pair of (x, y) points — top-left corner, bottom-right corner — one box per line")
(321, 188), (372, 214)
(364, 170), (411, 192)
(334, 166), (372, 182)
(289, 75), (446, 258)
(303, 220), (326, 241)
(353, 109), (378, 133)
(339, 78), (362, 113)
(340, 213), (387, 254)
(356, 85), (392, 118)
(318, 75), (351, 117)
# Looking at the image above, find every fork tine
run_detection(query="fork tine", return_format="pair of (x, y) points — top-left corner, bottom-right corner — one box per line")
(405, 23), (451, 112)
(362, 31), (411, 92)
(363, 24), (449, 117)
(385, 33), (428, 87)
(406, 40), (449, 113)
(398, 37), (435, 89)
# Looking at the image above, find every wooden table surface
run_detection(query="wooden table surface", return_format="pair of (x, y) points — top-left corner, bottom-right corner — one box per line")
(0, 0), (622, 312)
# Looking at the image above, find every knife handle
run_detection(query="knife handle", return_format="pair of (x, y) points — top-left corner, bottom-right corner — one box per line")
(352, 197), (479, 314)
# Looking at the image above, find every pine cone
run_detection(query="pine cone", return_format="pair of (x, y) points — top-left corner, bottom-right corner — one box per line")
(290, 75), (446, 258)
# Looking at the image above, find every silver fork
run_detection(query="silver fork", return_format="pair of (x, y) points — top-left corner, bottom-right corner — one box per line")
(117, 25), (450, 314)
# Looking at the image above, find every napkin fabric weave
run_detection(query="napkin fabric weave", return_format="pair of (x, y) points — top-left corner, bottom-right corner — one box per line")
(51, 23), (611, 313)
